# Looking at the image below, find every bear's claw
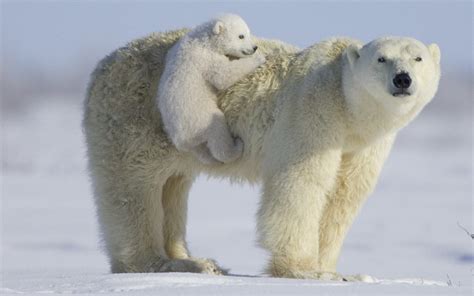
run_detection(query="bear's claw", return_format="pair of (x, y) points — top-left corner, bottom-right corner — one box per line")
(151, 258), (227, 275)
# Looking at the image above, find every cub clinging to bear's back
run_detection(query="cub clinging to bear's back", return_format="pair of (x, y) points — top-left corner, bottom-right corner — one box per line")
(84, 28), (440, 278)
(157, 14), (265, 165)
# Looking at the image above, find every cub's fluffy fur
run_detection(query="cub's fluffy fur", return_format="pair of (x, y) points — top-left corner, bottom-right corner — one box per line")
(157, 14), (264, 164)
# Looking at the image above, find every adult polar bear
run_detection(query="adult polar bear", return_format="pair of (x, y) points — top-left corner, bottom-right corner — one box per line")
(83, 30), (440, 279)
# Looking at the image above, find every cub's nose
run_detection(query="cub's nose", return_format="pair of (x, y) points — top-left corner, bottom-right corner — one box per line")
(253, 45), (258, 52)
(393, 72), (412, 89)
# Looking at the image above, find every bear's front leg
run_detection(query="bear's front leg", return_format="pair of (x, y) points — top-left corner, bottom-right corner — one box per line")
(257, 147), (342, 280)
(318, 135), (395, 274)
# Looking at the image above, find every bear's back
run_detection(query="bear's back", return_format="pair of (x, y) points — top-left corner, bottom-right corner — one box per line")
(85, 29), (188, 121)
(83, 30), (189, 160)
(83, 30), (300, 164)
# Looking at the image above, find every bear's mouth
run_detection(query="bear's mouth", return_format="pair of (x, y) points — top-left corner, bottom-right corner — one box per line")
(226, 55), (241, 61)
(225, 51), (254, 60)
(392, 90), (411, 97)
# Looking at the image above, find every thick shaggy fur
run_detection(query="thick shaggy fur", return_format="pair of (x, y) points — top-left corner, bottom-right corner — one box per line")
(157, 14), (265, 165)
(83, 30), (440, 279)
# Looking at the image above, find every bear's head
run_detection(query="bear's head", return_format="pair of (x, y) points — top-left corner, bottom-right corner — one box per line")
(343, 37), (441, 117)
(209, 14), (258, 59)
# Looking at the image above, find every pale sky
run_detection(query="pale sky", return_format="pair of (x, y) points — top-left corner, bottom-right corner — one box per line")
(2, 0), (472, 77)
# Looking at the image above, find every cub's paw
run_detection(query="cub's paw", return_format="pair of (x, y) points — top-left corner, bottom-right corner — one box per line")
(211, 137), (244, 164)
(231, 137), (244, 158)
(254, 52), (266, 66)
(191, 143), (223, 166)
(225, 137), (244, 163)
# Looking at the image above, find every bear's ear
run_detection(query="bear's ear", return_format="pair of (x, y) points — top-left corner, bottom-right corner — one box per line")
(345, 44), (361, 68)
(428, 43), (441, 65)
(213, 21), (224, 35)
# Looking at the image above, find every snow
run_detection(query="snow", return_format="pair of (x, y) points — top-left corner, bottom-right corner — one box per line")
(1, 96), (472, 295)
(0, 273), (459, 295)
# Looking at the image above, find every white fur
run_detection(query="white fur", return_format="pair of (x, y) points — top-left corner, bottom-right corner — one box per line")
(343, 37), (441, 144)
(84, 31), (440, 279)
(157, 14), (265, 164)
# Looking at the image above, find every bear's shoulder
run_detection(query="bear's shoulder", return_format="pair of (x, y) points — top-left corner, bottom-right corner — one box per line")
(297, 37), (362, 69)
(125, 29), (189, 57)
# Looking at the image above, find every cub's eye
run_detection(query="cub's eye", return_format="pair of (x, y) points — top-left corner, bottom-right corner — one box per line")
(377, 57), (386, 63)
(415, 57), (422, 62)
(239, 34), (245, 39)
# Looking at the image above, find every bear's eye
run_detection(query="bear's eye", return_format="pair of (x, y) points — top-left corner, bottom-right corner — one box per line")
(239, 34), (245, 39)
(377, 57), (386, 63)
(415, 57), (422, 62)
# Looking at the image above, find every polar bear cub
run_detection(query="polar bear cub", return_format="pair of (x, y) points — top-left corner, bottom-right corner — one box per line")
(157, 14), (265, 164)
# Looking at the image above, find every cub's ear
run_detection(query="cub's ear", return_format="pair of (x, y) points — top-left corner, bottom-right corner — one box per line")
(428, 43), (441, 65)
(345, 44), (361, 67)
(213, 21), (224, 35)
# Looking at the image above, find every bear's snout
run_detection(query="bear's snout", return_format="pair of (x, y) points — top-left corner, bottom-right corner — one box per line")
(242, 46), (257, 55)
(393, 72), (412, 89)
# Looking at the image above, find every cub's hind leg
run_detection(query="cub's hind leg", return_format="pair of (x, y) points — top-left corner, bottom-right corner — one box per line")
(206, 113), (243, 163)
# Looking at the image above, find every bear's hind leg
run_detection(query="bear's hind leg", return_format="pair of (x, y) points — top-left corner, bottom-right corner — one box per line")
(98, 172), (225, 274)
(162, 174), (227, 275)
(162, 174), (194, 259)
(94, 175), (169, 273)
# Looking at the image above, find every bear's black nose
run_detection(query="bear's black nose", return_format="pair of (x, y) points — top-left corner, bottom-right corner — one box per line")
(393, 73), (412, 89)
(253, 46), (258, 52)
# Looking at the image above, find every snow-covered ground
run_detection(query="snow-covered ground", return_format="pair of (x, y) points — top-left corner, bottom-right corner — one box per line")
(1, 94), (472, 295)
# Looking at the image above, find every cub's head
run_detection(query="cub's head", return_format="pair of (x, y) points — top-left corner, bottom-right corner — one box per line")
(209, 14), (258, 59)
(344, 37), (441, 115)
